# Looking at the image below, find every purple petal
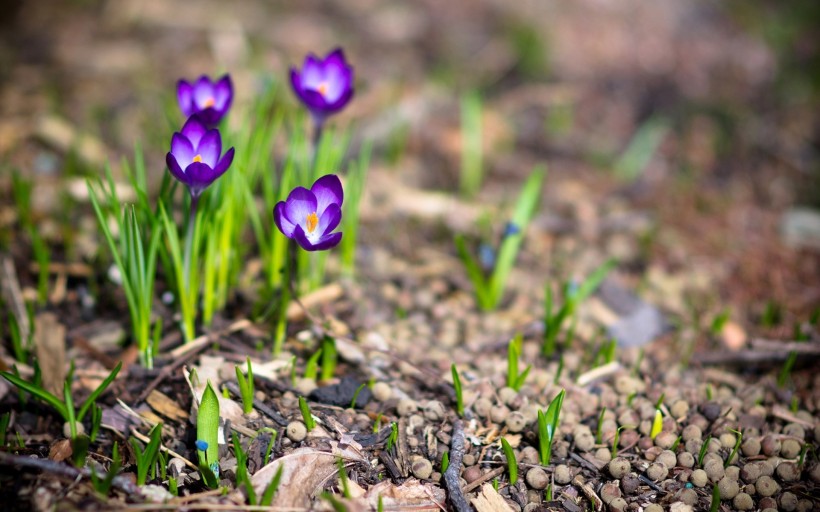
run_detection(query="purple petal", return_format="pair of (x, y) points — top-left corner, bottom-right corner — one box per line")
(193, 75), (216, 108)
(166, 153), (189, 186)
(184, 161), (220, 195)
(283, 187), (318, 228)
(197, 129), (222, 167)
(273, 201), (296, 238)
(300, 54), (324, 89)
(311, 174), (344, 215)
(310, 231), (343, 251)
(325, 86), (354, 113)
(316, 203), (342, 236)
(213, 147), (235, 176)
(291, 225), (314, 251)
(180, 116), (207, 146)
(324, 48), (347, 69)
(301, 89), (330, 112)
(213, 74), (233, 111)
(170, 133), (195, 165)
(177, 80), (195, 117)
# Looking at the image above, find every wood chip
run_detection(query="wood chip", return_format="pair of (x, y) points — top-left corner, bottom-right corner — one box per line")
(146, 390), (188, 423)
(34, 312), (66, 396)
(470, 483), (515, 512)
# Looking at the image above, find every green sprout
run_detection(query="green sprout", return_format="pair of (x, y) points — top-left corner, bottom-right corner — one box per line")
(543, 259), (615, 357)
(159, 202), (201, 344)
(259, 465), (284, 506)
(451, 364), (464, 417)
(197, 381), (221, 488)
(441, 451), (450, 473)
(320, 336), (338, 382)
(460, 90), (483, 198)
(725, 429), (742, 468)
(709, 483), (721, 512)
(507, 333), (532, 391)
(1, 360), (121, 440)
(340, 141), (372, 276)
(456, 167), (546, 310)
(650, 409), (663, 440)
(538, 389), (565, 465)
(304, 348), (323, 381)
(131, 423), (162, 486)
(386, 422), (398, 451)
(90, 441), (121, 496)
(611, 426), (631, 459)
(350, 383), (367, 410)
(235, 357), (255, 415)
(698, 435), (712, 467)
(500, 437), (518, 485)
(299, 396), (316, 432)
(596, 407), (607, 444)
(12, 172), (50, 306)
(613, 116), (670, 182)
(88, 174), (162, 368)
(0, 412), (10, 446)
(337, 457), (352, 498)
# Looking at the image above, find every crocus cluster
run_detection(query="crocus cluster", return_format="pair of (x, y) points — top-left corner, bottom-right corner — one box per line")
(273, 175), (344, 251)
(290, 48), (354, 126)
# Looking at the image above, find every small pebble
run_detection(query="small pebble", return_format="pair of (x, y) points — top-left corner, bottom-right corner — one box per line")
(701, 402), (721, 422)
(462, 454), (476, 466)
(498, 387), (519, 407)
(525, 467), (549, 490)
(595, 447), (612, 462)
(600, 483), (621, 505)
(725, 465), (740, 481)
(759, 497), (777, 509)
(294, 378), (317, 395)
(776, 461), (800, 482)
(733, 492), (754, 510)
(797, 499), (813, 512)
(554, 464), (571, 484)
(411, 457), (433, 479)
(424, 400), (446, 422)
(779, 491), (798, 512)
(371, 382), (392, 402)
(519, 446), (540, 465)
(755, 475), (779, 497)
(397, 399), (418, 417)
(657, 450), (676, 469)
(655, 431), (678, 449)
(677, 451), (695, 468)
(741, 438), (761, 457)
(677, 488), (698, 506)
(646, 462), (668, 482)
(690, 469), (708, 487)
(621, 473), (640, 494)
(782, 423), (804, 440)
(644, 505), (663, 512)
(608, 497), (628, 512)
(63, 421), (85, 438)
(473, 397), (492, 418)
(704, 459), (725, 482)
(681, 424), (702, 442)
(506, 411), (528, 433)
(490, 405), (510, 424)
(780, 439), (801, 459)
(669, 501), (693, 512)
(463, 465), (482, 484)
(670, 400), (689, 419)
(758, 460), (774, 477)
(608, 458), (631, 479)
(718, 477), (739, 500)
(286, 421), (307, 442)
(719, 432), (737, 450)
(761, 435), (780, 456)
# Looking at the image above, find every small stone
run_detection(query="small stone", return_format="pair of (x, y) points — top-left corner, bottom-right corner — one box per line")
(677, 451), (695, 468)
(411, 457), (433, 480)
(761, 435), (780, 456)
(473, 397), (492, 418)
(506, 411), (528, 433)
(797, 499), (814, 512)
(397, 398), (418, 417)
(608, 497), (627, 512)
(776, 461), (800, 482)
(621, 473), (640, 494)
(498, 387), (519, 407)
(644, 505), (663, 512)
(574, 432), (595, 452)
(490, 405), (510, 424)
(779, 491), (799, 512)
(719, 432), (737, 450)
(463, 465), (482, 484)
(758, 460), (774, 477)
(424, 400), (446, 422)
(782, 423), (805, 440)
(608, 458), (631, 479)
(657, 450), (676, 469)
(759, 497), (777, 509)
(733, 492), (754, 510)
(725, 465), (740, 481)
(670, 400), (689, 419)
(681, 424), (702, 442)
(669, 502), (693, 512)
(600, 482), (621, 504)
(655, 431), (678, 449)
(690, 469), (708, 487)
(371, 382), (392, 402)
(462, 454), (476, 466)
(554, 464), (571, 484)
(718, 477), (739, 500)
(595, 447), (612, 462)
(780, 439), (801, 459)
(63, 421), (85, 439)
(704, 459), (725, 483)
(519, 446), (540, 465)
(701, 402), (721, 422)
(755, 475), (779, 497)
(646, 462), (668, 482)
(741, 438), (761, 457)
(525, 467), (549, 490)
(286, 421), (307, 442)
(677, 488), (698, 506)
(294, 377), (317, 395)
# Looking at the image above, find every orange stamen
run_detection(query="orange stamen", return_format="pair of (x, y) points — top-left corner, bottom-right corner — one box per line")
(192, 154), (203, 163)
(203, 97), (215, 107)
(317, 83), (328, 96)
(306, 212), (319, 233)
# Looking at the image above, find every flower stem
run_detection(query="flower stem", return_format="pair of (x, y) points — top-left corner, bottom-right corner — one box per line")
(273, 241), (297, 356)
(311, 118), (324, 171)
(183, 195), (200, 291)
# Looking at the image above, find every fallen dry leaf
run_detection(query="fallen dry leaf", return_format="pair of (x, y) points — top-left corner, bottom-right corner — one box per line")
(471, 482), (515, 512)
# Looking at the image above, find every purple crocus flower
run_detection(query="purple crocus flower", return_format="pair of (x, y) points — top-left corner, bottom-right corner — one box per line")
(273, 175), (344, 251)
(290, 48), (354, 124)
(177, 74), (233, 127)
(166, 116), (235, 199)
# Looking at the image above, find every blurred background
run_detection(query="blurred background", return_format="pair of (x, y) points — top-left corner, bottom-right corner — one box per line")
(1, 0), (818, 328)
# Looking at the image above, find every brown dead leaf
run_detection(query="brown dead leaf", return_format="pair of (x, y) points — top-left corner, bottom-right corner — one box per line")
(146, 390), (188, 423)
(48, 438), (72, 462)
(471, 483), (515, 512)
(250, 441), (368, 508)
(34, 313), (66, 396)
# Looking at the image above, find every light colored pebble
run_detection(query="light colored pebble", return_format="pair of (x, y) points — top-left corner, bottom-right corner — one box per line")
(595, 447), (612, 462)
(397, 399), (418, 417)
(554, 464), (571, 484)
(677, 451), (695, 468)
(525, 467), (549, 490)
(506, 411), (528, 433)
(704, 458), (725, 483)
(741, 438), (760, 457)
(779, 491), (798, 512)
(371, 382), (392, 402)
(411, 457), (433, 479)
(780, 439), (801, 459)
(733, 492), (754, 510)
(646, 462), (668, 482)
(608, 458), (630, 479)
(718, 477), (739, 500)
(678, 488), (698, 506)
(608, 497), (627, 512)
(423, 400), (446, 422)
(755, 475), (779, 497)
(490, 405), (510, 424)
(776, 461), (801, 482)
(657, 450), (676, 469)
(690, 469), (708, 487)
(286, 421), (307, 442)
(600, 482), (621, 504)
